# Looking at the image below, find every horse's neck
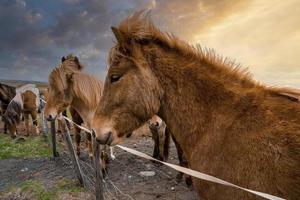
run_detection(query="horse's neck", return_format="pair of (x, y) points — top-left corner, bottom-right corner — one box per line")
(157, 75), (209, 160)
(71, 104), (94, 128)
(150, 50), (252, 160)
(70, 80), (100, 127)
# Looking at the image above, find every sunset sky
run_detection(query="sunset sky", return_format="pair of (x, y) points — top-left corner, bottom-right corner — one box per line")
(0, 0), (299, 87)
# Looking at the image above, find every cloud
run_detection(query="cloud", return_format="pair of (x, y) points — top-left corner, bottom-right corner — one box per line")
(150, 0), (251, 40)
(194, 0), (300, 87)
(0, 0), (298, 88)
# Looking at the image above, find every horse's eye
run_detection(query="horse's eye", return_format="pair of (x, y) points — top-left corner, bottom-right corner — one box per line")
(110, 75), (121, 83)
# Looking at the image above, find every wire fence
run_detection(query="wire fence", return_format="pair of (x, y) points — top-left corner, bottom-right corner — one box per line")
(48, 113), (135, 200)
(41, 100), (284, 200)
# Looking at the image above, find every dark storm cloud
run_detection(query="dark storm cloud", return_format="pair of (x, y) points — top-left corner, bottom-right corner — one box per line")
(0, 0), (152, 81)
(0, 0), (270, 83)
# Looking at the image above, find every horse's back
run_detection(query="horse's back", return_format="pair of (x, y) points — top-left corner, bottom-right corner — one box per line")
(22, 90), (38, 112)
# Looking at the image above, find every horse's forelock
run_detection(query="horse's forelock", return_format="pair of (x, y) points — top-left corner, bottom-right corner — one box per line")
(108, 45), (125, 66)
(49, 67), (67, 93)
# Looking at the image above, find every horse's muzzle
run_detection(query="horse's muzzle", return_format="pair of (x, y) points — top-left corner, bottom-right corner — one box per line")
(46, 114), (56, 121)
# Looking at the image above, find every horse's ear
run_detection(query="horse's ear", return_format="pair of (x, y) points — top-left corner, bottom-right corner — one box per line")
(61, 56), (66, 63)
(66, 73), (74, 84)
(111, 26), (124, 44)
(74, 56), (79, 64)
(73, 56), (84, 70)
(111, 26), (133, 55)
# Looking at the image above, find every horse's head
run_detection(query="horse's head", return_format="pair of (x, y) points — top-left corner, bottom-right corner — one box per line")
(3, 118), (17, 139)
(61, 54), (84, 72)
(93, 13), (163, 145)
(45, 67), (75, 121)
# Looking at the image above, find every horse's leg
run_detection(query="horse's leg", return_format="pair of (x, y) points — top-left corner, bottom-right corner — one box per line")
(101, 145), (109, 178)
(21, 114), (25, 131)
(57, 122), (62, 134)
(74, 126), (81, 157)
(62, 110), (71, 130)
(24, 113), (30, 136)
(150, 124), (160, 159)
(171, 133), (192, 186)
(8, 124), (17, 139)
(86, 132), (94, 161)
(160, 127), (171, 161)
(31, 110), (39, 135)
(4, 122), (7, 134)
(70, 108), (83, 156)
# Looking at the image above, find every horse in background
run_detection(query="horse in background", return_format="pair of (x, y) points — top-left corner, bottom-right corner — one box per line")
(0, 83), (16, 134)
(58, 55), (84, 136)
(149, 116), (192, 186)
(60, 54), (172, 163)
(148, 116), (169, 161)
(45, 55), (103, 160)
(93, 13), (300, 199)
(45, 62), (116, 175)
(3, 84), (40, 138)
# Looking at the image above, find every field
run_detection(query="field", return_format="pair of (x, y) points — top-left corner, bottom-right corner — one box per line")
(0, 119), (197, 200)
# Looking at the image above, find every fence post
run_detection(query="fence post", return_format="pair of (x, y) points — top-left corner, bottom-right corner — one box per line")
(93, 139), (104, 200)
(50, 120), (59, 157)
(58, 117), (84, 186)
(41, 109), (48, 137)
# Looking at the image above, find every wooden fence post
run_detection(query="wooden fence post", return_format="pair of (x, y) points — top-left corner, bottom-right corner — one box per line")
(41, 109), (48, 137)
(93, 139), (104, 200)
(58, 117), (84, 186)
(50, 120), (59, 157)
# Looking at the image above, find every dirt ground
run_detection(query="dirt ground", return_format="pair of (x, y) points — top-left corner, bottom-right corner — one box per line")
(0, 122), (198, 200)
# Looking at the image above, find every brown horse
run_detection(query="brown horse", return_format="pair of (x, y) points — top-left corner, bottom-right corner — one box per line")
(148, 116), (169, 161)
(3, 85), (40, 138)
(149, 116), (192, 185)
(93, 13), (300, 199)
(0, 83), (16, 134)
(44, 61), (115, 171)
(45, 55), (87, 154)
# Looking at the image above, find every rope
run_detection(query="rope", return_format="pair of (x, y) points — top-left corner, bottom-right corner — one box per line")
(41, 97), (286, 200)
(116, 145), (285, 200)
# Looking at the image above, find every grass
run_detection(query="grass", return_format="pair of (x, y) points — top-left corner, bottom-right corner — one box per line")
(0, 123), (87, 199)
(1, 179), (85, 200)
(0, 134), (52, 159)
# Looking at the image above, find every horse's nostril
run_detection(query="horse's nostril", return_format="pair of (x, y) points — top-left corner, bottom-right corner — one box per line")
(92, 130), (96, 138)
(47, 114), (54, 121)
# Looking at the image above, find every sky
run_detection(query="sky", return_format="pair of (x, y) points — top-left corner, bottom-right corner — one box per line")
(0, 0), (299, 87)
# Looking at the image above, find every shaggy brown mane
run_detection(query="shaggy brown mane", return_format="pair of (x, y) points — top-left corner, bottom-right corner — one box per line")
(49, 67), (68, 92)
(48, 66), (103, 109)
(111, 11), (300, 100)
(111, 12), (254, 84)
